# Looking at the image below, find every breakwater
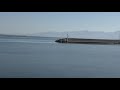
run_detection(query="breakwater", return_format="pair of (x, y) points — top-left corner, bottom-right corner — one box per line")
(55, 38), (120, 45)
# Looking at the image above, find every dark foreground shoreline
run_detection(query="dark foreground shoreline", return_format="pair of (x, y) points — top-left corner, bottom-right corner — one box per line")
(55, 38), (120, 45)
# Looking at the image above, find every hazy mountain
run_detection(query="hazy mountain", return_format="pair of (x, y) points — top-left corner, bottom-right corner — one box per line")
(30, 31), (120, 39)
(0, 34), (58, 39)
(1, 31), (120, 39)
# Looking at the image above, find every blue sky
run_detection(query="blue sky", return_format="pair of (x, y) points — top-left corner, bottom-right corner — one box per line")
(0, 12), (120, 35)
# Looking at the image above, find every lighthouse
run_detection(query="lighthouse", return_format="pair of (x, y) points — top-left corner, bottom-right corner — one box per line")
(66, 33), (68, 43)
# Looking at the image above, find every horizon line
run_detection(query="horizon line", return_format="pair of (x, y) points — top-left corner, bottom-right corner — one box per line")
(1, 30), (120, 35)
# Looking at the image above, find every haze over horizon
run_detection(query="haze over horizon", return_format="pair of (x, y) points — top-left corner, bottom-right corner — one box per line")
(1, 12), (120, 35)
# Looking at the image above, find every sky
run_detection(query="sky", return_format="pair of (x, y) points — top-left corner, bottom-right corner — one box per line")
(1, 12), (120, 35)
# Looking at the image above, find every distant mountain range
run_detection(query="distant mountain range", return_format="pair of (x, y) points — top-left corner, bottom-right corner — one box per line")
(30, 31), (120, 39)
(1, 31), (120, 39)
(0, 33), (57, 38)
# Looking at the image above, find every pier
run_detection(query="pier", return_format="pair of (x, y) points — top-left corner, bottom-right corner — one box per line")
(55, 38), (120, 45)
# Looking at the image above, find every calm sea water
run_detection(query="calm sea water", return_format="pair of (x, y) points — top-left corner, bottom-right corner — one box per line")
(1, 37), (120, 78)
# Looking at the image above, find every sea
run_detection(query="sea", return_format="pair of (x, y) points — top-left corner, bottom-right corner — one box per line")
(0, 36), (120, 78)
